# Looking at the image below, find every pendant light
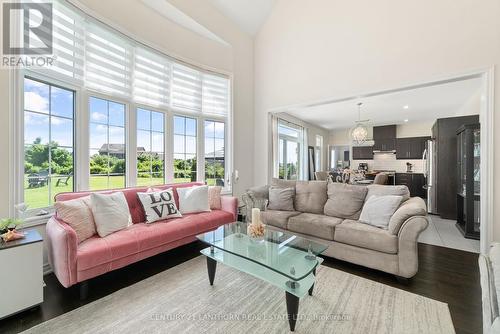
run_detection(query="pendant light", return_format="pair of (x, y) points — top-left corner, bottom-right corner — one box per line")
(351, 102), (369, 145)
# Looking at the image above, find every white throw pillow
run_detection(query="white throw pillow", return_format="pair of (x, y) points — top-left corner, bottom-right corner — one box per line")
(137, 188), (182, 223)
(176, 185), (211, 214)
(54, 196), (96, 243)
(359, 195), (403, 229)
(90, 192), (132, 237)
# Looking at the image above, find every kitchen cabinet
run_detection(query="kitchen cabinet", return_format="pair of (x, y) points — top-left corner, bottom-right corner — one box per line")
(352, 146), (373, 160)
(433, 115), (479, 219)
(396, 137), (430, 159)
(373, 125), (396, 151)
(373, 125), (396, 139)
(395, 173), (425, 198)
(373, 138), (395, 151)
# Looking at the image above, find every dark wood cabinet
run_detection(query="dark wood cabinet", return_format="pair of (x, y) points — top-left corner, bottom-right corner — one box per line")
(395, 173), (425, 198)
(373, 125), (396, 151)
(352, 146), (374, 160)
(433, 115), (479, 219)
(373, 138), (395, 151)
(396, 136), (430, 159)
(373, 125), (396, 139)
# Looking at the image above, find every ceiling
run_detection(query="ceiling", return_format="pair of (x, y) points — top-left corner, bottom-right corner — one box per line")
(207, 0), (276, 35)
(142, 0), (229, 45)
(284, 77), (483, 130)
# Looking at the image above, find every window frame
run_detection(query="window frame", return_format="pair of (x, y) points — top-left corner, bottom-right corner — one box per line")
(14, 73), (232, 219)
(135, 106), (167, 187)
(22, 75), (77, 210)
(15, 70), (83, 217)
(276, 120), (303, 181)
(203, 118), (227, 188)
(87, 94), (129, 191)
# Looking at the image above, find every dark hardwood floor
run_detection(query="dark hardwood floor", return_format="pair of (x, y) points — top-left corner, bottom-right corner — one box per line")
(0, 242), (481, 334)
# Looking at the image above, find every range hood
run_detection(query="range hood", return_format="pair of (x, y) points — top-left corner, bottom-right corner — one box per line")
(373, 149), (396, 154)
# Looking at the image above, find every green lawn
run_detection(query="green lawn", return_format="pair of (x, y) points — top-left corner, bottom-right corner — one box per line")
(24, 175), (214, 209)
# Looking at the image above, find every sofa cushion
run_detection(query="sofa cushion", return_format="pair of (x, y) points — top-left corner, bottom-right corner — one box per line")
(288, 213), (343, 240)
(91, 192), (132, 237)
(54, 195), (96, 243)
(137, 188), (182, 223)
(77, 227), (139, 271)
(77, 210), (233, 271)
(324, 183), (368, 219)
(261, 210), (301, 229)
(271, 178), (297, 189)
(334, 219), (398, 254)
(268, 187), (295, 211)
(365, 184), (410, 202)
(247, 184), (270, 200)
(294, 181), (328, 214)
(359, 195), (403, 229)
(388, 197), (428, 234)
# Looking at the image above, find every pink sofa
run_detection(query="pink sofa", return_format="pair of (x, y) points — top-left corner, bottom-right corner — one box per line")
(46, 182), (237, 289)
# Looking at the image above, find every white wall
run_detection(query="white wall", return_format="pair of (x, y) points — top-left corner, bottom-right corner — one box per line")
(0, 0), (254, 269)
(255, 0), (500, 239)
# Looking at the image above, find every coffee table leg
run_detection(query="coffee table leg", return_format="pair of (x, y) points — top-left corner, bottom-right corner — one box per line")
(285, 292), (299, 332)
(206, 257), (217, 285)
(308, 268), (317, 296)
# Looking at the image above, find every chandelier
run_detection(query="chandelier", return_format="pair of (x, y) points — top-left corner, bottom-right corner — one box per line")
(351, 102), (369, 145)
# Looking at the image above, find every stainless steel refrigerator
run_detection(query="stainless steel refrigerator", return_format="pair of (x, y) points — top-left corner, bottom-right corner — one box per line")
(423, 140), (438, 214)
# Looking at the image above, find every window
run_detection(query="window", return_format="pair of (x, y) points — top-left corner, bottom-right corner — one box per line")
(204, 120), (225, 186)
(23, 78), (75, 209)
(277, 121), (302, 180)
(173, 116), (197, 183)
(89, 97), (126, 190)
(315, 135), (323, 171)
(137, 108), (165, 186)
(16, 1), (232, 216)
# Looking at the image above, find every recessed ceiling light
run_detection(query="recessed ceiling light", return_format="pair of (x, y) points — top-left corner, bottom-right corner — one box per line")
(404, 119), (409, 122)
(403, 105), (409, 109)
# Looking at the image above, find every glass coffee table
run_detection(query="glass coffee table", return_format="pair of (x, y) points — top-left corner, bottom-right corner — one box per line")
(196, 222), (328, 332)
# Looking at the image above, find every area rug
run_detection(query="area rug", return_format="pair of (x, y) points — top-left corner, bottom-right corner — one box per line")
(23, 256), (455, 334)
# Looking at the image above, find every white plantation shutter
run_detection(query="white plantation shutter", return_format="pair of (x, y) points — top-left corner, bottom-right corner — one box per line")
(202, 73), (229, 116)
(171, 63), (202, 112)
(85, 23), (132, 97)
(133, 47), (170, 107)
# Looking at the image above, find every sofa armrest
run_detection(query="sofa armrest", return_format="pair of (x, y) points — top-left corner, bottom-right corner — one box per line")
(388, 197), (428, 235)
(46, 217), (78, 287)
(221, 196), (238, 221)
(397, 216), (429, 278)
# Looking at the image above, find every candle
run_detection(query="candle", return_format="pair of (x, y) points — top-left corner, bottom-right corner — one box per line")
(251, 208), (260, 224)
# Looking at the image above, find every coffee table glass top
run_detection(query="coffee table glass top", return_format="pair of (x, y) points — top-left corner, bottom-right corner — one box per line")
(196, 222), (328, 281)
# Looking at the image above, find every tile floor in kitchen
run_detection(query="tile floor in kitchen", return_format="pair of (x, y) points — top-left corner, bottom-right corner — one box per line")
(418, 214), (480, 253)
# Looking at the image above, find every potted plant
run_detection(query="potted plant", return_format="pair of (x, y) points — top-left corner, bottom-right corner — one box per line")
(0, 218), (22, 235)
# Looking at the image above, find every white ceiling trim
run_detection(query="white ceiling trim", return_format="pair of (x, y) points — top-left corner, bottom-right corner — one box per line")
(207, 0), (276, 35)
(141, 0), (230, 46)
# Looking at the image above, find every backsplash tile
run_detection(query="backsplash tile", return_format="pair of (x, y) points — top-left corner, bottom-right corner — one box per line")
(353, 153), (424, 173)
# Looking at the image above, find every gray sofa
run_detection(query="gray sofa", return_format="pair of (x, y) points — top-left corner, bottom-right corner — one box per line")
(243, 179), (429, 279)
(479, 243), (500, 334)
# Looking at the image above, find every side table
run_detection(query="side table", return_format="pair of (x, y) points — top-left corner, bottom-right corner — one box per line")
(0, 229), (43, 319)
